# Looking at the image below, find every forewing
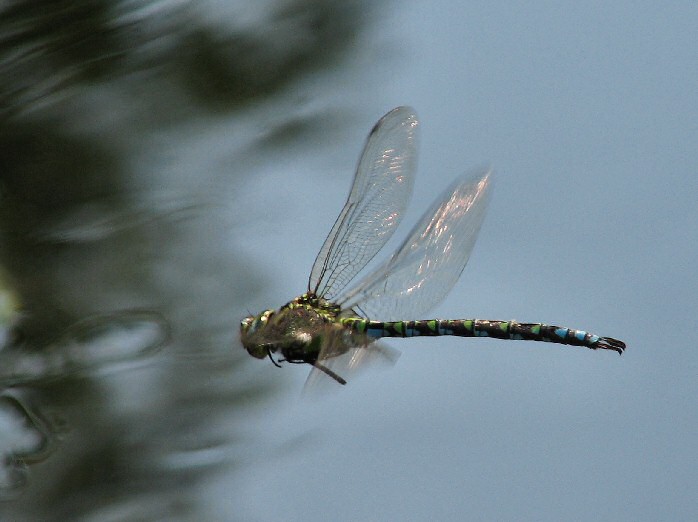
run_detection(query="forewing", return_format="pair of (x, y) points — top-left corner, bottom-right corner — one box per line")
(309, 107), (419, 300)
(337, 169), (493, 321)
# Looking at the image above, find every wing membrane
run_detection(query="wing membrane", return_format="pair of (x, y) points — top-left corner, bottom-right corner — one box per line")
(309, 107), (419, 300)
(337, 169), (493, 321)
(303, 340), (400, 394)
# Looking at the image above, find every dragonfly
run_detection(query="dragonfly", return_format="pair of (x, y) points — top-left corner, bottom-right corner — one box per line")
(240, 106), (625, 385)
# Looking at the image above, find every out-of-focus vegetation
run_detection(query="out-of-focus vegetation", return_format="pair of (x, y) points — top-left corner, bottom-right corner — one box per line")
(0, 1), (373, 519)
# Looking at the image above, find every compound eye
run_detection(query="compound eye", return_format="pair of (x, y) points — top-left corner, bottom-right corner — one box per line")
(240, 316), (254, 330)
(245, 344), (268, 359)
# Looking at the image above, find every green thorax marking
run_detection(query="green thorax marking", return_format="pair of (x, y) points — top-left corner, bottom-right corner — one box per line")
(283, 292), (341, 321)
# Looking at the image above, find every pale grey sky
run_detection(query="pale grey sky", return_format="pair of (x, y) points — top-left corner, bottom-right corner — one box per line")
(226, 2), (697, 521)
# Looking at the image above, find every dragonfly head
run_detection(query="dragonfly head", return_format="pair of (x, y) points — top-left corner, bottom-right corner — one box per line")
(240, 309), (275, 359)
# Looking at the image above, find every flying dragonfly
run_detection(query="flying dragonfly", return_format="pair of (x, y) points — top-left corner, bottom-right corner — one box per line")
(240, 106), (625, 385)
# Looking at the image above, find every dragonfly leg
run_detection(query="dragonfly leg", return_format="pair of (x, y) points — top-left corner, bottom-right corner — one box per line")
(312, 362), (347, 385)
(266, 349), (282, 368)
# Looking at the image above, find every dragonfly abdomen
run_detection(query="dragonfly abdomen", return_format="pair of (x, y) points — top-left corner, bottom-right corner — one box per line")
(341, 318), (443, 338)
(340, 318), (625, 354)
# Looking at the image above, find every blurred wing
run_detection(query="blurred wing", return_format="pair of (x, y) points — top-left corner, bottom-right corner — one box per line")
(337, 169), (493, 321)
(309, 107), (419, 300)
(302, 341), (400, 394)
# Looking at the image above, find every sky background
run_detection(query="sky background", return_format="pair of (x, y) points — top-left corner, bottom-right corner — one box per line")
(1, 1), (696, 521)
(221, 2), (697, 520)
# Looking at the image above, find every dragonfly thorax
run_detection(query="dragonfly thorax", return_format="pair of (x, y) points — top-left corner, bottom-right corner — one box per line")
(287, 292), (341, 317)
(239, 296), (347, 364)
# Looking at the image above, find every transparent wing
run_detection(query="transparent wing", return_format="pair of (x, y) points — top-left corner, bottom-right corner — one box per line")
(302, 340), (400, 394)
(337, 168), (493, 321)
(309, 106), (419, 300)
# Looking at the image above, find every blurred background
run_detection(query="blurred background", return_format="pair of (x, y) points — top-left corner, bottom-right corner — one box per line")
(0, 1), (696, 520)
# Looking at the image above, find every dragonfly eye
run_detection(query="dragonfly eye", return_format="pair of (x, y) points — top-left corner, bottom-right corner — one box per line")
(240, 316), (254, 333)
(241, 322), (263, 357)
(245, 343), (269, 359)
(240, 310), (274, 335)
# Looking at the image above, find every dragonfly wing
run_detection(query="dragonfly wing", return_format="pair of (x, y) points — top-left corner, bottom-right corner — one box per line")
(309, 107), (419, 300)
(302, 340), (400, 393)
(337, 168), (493, 321)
